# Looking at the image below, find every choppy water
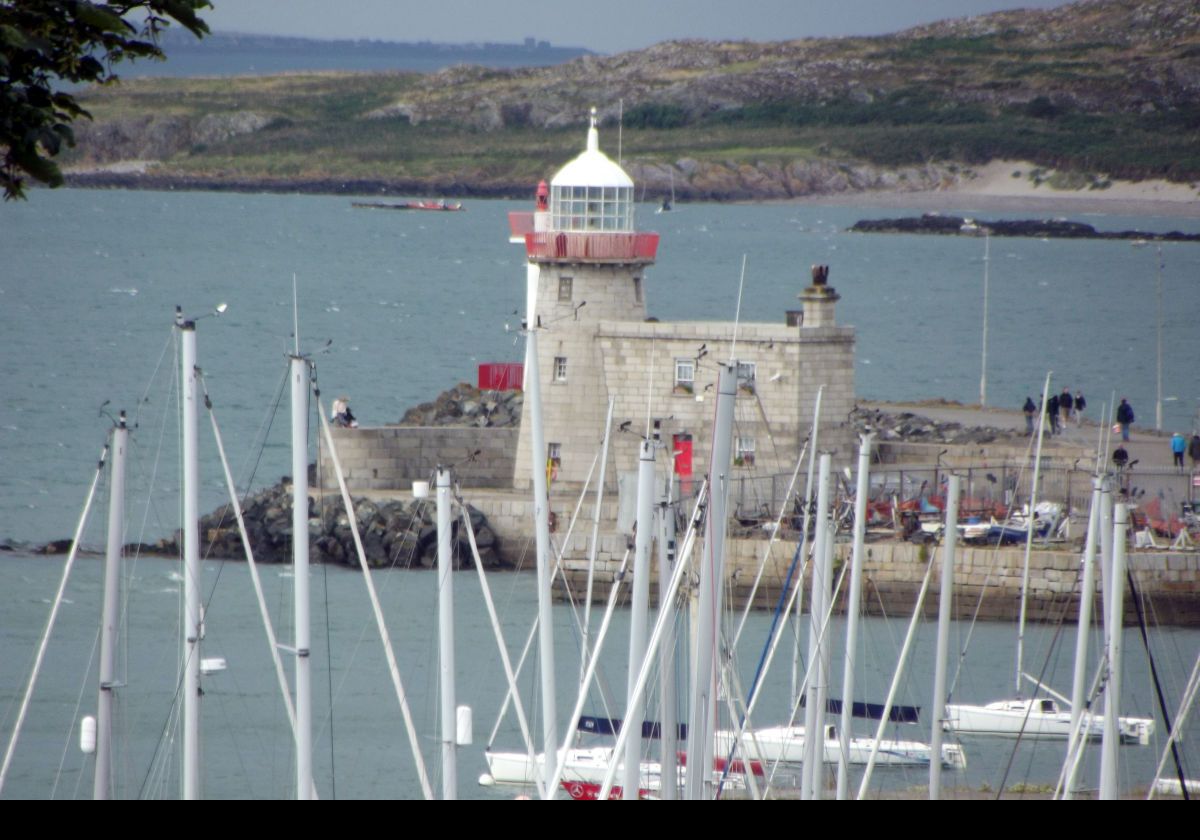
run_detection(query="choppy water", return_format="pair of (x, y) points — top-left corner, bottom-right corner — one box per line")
(1, 188), (1198, 798)
(1, 552), (1195, 799)
(1, 189), (1198, 545)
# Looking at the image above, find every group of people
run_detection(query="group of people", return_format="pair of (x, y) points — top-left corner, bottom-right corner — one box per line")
(1171, 432), (1200, 471)
(1022, 387), (1087, 436)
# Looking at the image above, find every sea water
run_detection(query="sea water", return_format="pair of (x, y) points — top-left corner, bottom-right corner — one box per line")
(1, 189), (1198, 798)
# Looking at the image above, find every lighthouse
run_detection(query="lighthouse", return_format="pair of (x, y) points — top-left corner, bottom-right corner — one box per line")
(507, 109), (856, 513)
(510, 108), (660, 491)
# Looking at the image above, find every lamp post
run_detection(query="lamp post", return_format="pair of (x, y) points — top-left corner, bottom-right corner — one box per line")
(1134, 241), (1164, 431)
(979, 229), (990, 408)
(1155, 245), (1163, 432)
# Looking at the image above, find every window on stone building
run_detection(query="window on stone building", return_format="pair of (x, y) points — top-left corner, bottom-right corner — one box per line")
(558, 276), (573, 302)
(633, 277), (643, 303)
(674, 358), (695, 394)
(553, 356), (568, 381)
(736, 361), (757, 395)
(735, 437), (756, 467)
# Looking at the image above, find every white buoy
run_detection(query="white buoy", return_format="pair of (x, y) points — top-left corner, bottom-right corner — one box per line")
(80, 715), (97, 755)
(412, 480), (430, 499)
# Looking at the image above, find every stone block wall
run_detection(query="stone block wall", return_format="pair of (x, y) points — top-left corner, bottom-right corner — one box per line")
(319, 426), (518, 491)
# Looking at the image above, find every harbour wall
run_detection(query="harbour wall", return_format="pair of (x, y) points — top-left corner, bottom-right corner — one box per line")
(319, 426), (518, 491)
(454, 491), (1200, 627)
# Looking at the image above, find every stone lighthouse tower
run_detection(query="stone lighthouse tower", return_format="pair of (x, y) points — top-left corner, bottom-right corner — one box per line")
(510, 109), (659, 490)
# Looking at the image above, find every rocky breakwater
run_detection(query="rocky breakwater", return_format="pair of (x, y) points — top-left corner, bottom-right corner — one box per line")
(158, 478), (506, 569)
(399, 381), (523, 428)
(850, 214), (1200, 242)
(849, 405), (1023, 446)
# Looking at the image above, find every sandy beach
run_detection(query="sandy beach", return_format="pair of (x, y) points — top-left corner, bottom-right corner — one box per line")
(806, 160), (1200, 219)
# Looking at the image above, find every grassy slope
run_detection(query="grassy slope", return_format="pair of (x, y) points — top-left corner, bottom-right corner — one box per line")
(68, 9), (1200, 190)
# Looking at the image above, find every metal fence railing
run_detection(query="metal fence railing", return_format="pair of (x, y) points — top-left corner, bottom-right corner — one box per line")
(720, 463), (1199, 527)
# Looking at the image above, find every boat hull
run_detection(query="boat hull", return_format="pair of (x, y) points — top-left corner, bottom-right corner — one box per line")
(714, 726), (966, 769)
(944, 701), (1153, 744)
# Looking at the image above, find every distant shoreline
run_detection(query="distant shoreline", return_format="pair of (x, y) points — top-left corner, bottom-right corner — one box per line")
(63, 163), (1200, 221)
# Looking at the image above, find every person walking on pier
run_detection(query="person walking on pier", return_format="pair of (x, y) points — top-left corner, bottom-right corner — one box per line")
(1116, 398), (1135, 442)
(1074, 391), (1086, 425)
(1059, 388), (1073, 427)
(1172, 432), (1187, 470)
(1046, 393), (1060, 435)
(1190, 434), (1200, 470)
(1023, 396), (1036, 435)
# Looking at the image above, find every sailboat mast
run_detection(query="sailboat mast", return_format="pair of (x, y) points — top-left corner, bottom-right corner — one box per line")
(792, 387), (822, 709)
(1064, 475), (1103, 798)
(623, 438), (657, 798)
(177, 309), (202, 800)
(836, 434), (872, 800)
(525, 326), (558, 796)
(290, 354), (313, 800)
(684, 362), (737, 800)
(94, 412), (127, 800)
(436, 467), (457, 799)
(929, 474), (960, 800)
(1099, 503), (1129, 799)
(658, 469), (679, 800)
(1015, 372), (1052, 694)
(802, 453), (832, 799)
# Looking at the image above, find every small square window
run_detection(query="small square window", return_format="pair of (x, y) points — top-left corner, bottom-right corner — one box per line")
(735, 437), (756, 467)
(674, 358), (695, 395)
(553, 356), (568, 381)
(558, 276), (573, 302)
(736, 361), (757, 395)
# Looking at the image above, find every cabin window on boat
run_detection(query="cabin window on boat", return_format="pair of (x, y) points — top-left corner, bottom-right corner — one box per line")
(735, 437), (756, 467)
(674, 358), (695, 394)
(558, 276), (573, 302)
(553, 356), (568, 381)
(736, 361), (757, 394)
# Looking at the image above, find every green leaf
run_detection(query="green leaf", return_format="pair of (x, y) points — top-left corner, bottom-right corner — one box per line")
(73, 3), (132, 35)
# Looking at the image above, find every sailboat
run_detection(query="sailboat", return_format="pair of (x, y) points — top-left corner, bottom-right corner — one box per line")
(656, 170), (675, 213)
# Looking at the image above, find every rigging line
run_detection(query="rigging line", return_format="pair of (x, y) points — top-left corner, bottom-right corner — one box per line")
(458, 499), (545, 800)
(204, 391), (300, 740)
(317, 401), (434, 800)
(132, 327), (174, 431)
(0, 439), (107, 795)
(727, 552), (848, 799)
(53, 625), (101, 800)
(1147, 651), (1200, 800)
(310, 369), (337, 799)
(127, 348), (180, 556)
(731, 436), (810, 650)
(995, 595), (1073, 798)
(1125, 567), (1190, 799)
(947, 426), (1042, 699)
(729, 253), (747, 363)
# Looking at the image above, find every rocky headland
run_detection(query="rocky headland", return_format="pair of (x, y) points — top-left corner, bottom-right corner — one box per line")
(61, 0), (1200, 203)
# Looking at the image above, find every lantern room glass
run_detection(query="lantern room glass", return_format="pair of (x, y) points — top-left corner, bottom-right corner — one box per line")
(550, 184), (634, 232)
